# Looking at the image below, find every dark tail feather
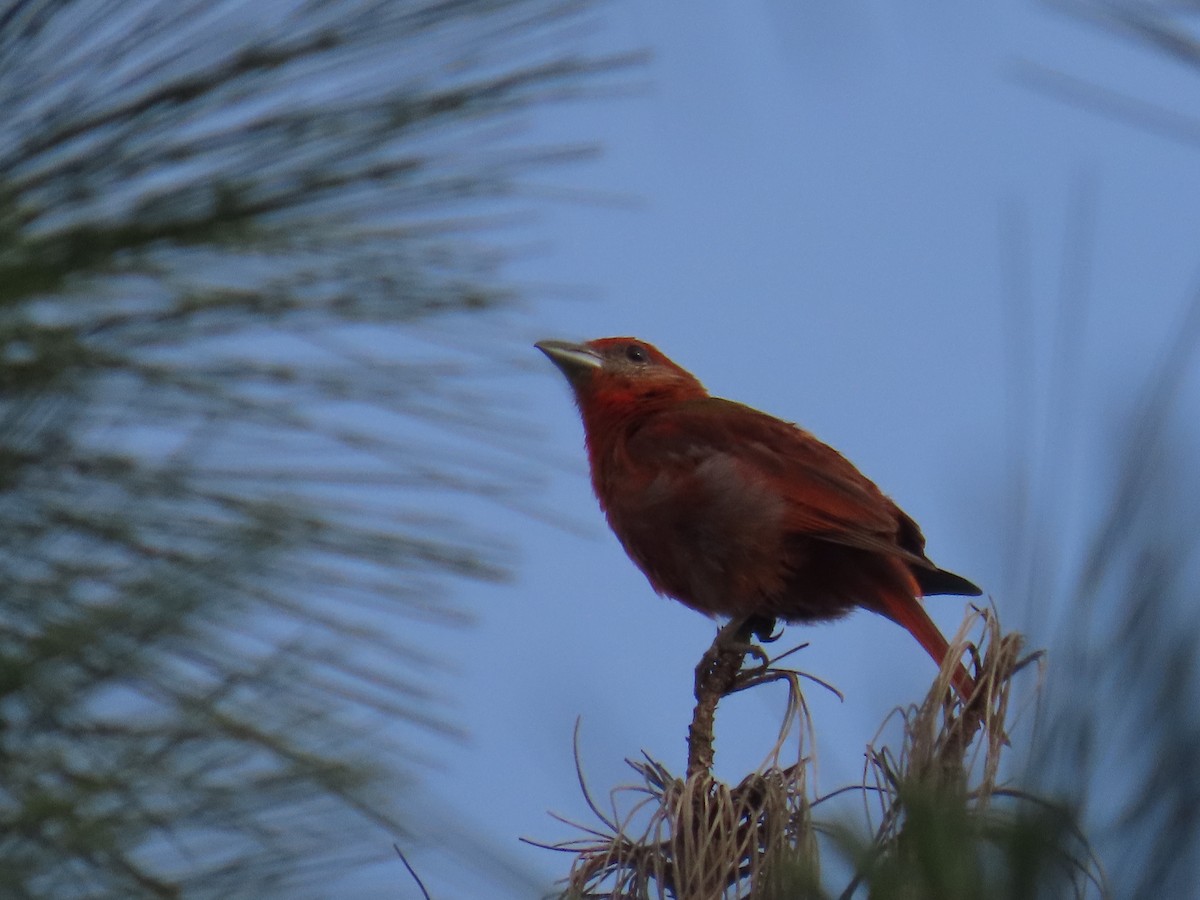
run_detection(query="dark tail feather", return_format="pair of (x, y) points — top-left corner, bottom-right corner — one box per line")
(914, 565), (982, 597)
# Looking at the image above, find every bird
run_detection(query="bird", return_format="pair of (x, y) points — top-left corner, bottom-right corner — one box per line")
(536, 336), (981, 700)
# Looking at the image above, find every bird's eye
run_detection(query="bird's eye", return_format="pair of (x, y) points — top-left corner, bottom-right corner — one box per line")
(625, 343), (648, 363)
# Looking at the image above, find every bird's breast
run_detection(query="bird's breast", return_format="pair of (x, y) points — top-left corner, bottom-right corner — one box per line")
(600, 449), (791, 617)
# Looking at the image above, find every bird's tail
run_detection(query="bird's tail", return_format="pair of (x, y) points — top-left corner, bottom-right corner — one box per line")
(914, 565), (983, 598)
(878, 586), (976, 702)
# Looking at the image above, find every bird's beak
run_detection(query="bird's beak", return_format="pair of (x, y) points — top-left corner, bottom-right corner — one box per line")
(535, 339), (603, 386)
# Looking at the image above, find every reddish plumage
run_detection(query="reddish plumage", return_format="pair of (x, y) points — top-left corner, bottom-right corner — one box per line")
(536, 336), (981, 700)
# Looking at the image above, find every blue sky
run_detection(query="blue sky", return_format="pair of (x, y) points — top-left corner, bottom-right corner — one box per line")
(373, 4), (1200, 896)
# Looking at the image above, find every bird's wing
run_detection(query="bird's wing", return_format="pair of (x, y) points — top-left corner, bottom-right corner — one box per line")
(625, 397), (936, 568)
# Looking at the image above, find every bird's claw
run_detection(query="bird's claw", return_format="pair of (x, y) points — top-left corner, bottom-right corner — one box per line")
(741, 645), (771, 678)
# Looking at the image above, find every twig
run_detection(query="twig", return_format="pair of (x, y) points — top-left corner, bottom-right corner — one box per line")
(394, 842), (432, 900)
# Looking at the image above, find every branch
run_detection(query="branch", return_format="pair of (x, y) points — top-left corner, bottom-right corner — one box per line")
(687, 615), (772, 780)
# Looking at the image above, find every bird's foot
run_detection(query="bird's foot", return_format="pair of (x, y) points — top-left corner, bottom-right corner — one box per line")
(747, 615), (781, 644)
(705, 615), (776, 681)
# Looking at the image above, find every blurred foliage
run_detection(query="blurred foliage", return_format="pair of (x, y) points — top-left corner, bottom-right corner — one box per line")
(1010, 4), (1200, 897)
(1024, 306), (1200, 900)
(808, 783), (1093, 900)
(0, 0), (630, 896)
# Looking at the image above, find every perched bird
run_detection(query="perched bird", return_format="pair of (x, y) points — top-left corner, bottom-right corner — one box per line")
(536, 336), (981, 700)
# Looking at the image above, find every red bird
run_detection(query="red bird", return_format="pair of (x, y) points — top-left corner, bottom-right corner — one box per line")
(536, 336), (981, 700)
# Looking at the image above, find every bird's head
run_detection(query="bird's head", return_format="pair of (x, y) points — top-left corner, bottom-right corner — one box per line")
(535, 337), (708, 417)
